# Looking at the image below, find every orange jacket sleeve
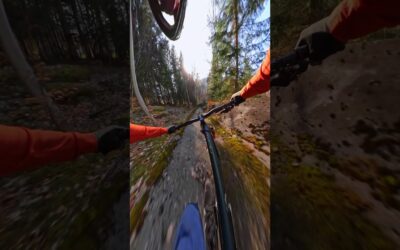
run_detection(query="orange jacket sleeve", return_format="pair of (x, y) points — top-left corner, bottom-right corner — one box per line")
(239, 50), (270, 99)
(130, 123), (168, 144)
(0, 125), (97, 176)
(327, 0), (400, 42)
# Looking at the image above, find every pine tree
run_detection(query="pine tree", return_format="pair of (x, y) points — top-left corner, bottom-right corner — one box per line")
(208, 0), (269, 100)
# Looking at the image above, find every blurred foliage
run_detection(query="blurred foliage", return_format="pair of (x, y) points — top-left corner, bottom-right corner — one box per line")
(3, 0), (130, 64)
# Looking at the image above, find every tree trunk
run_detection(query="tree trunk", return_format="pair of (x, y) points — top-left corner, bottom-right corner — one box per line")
(70, 0), (90, 59)
(233, 0), (239, 92)
(0, 0), (67, 130)
(184, 79), (191, 106)
(56, 0), (77, 61)
(95, 4), (110, 62)
(76, 0), (94, 59)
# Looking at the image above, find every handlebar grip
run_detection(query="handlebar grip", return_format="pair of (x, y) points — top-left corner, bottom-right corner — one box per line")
(271, 45), (309, 73)
(271, 45), (310, 87)
(231, 95), (245, 106)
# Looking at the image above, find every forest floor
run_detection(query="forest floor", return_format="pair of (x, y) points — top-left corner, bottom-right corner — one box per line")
(271, 39), (400, 249)
(130, 95), (270, 249)
(0, 64), (130, 249)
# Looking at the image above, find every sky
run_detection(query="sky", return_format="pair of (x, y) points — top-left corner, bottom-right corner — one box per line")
(169, 0), (270, 79)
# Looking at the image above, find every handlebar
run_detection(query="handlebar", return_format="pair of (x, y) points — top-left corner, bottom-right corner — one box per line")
(174, 100), (236, 131)
(271, 45), (310, 87)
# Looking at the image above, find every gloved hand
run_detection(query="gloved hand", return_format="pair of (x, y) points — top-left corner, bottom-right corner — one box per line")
(95, 126), (129, 155)
(230, 91), (245, 106)
(296, 17), (345, 65)
(167, 125), (178, 134)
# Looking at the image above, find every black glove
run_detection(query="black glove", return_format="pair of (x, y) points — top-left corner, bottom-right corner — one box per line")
(219, 91), (245, 113)
(298, 32), (345, 65)
(296, 17), (345, 65)
(230, 91), (245, 106)
(232, 95), (245, 106)
(167, 125), (177, 134)
(95, 126), (129, 155)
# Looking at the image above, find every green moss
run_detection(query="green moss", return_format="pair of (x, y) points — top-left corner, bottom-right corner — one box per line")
(240, 134), (268, 151)
(232, 128), (243, 137)
(130, 135), (175, 188)
(292, 134), (400, 210)
(145, 138), (178, 186)
(131, 108), (197, 189)
(271, 135), (396, 250)
(383, 175), (399, 189)
(209, 117), (269, 216)
(152, 106), (166, 113)
(340, 159), (399, 208)
(130, 191), (149, 233)
(49, 65), (90, 82)
(131, 164), (147, 186)
(272, 166), (394, 250)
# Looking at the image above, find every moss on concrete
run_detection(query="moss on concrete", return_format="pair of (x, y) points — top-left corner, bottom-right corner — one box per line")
(130, 191), (149, 233)
(295, 134), (400, 210)
(209, 117), (269, 217)
(271, 134), (396, 250)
